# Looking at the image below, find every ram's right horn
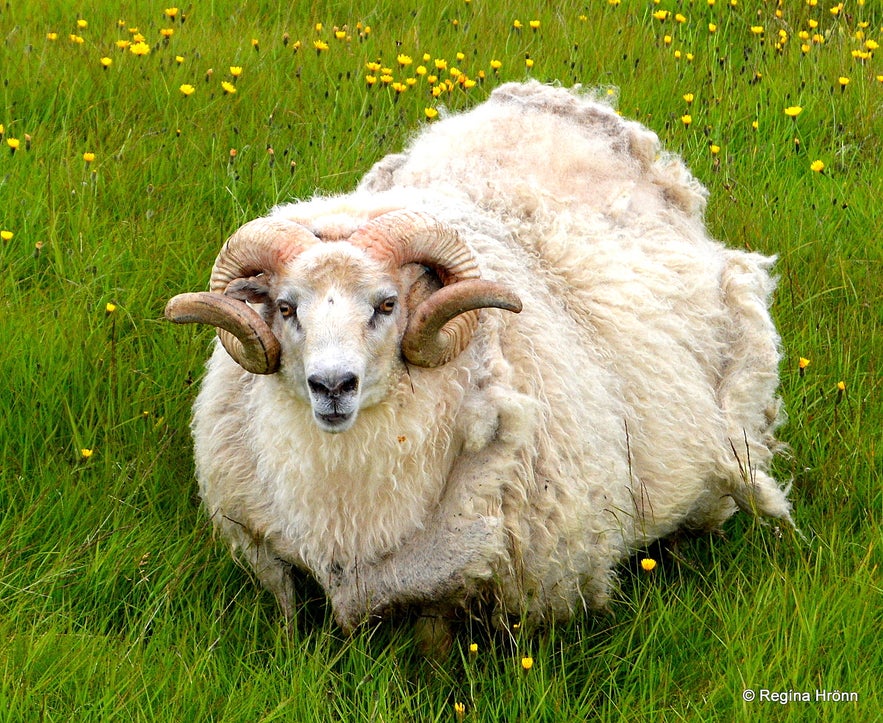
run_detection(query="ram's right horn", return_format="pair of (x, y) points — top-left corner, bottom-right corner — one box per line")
(167, 218), (321, 374)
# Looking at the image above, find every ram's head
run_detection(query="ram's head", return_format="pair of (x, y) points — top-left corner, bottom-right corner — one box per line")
(166, 210), (522, 433)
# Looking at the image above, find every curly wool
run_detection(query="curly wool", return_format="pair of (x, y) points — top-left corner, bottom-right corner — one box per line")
(191, 81), (792, 626)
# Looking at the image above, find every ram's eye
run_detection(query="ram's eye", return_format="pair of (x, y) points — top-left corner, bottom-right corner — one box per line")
(376, 296), (397, 315)
(278, 301), (296, 319)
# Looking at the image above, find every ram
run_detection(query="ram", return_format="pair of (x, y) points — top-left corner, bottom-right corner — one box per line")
(166, 81), (793, 645)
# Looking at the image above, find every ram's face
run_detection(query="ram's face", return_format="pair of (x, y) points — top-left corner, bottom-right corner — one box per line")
(268, 246), (419, 433)
(164, 209), (522, 434)
(227, 244), (441, 433)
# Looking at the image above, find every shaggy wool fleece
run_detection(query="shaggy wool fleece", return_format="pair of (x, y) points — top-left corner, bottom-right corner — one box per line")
(187, 81), (792, 631)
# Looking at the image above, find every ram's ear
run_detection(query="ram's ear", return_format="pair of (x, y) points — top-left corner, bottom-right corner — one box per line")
(403, 264), (443, 312)
(225, 276), (272, 305)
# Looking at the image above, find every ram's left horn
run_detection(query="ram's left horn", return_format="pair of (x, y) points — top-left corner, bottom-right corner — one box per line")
(349, 210), (522, 367)
(402, 279), (522, 367)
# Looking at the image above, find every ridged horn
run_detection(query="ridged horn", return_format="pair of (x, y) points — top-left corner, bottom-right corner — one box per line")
(165, 292), (282, 375)
(167, 218), (320, 375)
(348, 210), (522, 367)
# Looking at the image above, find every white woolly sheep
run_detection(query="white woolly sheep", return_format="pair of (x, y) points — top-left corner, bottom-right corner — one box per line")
(166, 81), (793, 646)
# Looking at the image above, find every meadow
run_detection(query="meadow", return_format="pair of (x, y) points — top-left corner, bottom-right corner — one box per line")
(0, 1), (880, 720)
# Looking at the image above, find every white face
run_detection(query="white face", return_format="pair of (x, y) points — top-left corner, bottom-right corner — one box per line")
(270, 246), (407, 433)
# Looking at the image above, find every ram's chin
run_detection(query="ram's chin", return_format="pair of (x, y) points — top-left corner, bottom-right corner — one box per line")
(314, 410), (358, 433)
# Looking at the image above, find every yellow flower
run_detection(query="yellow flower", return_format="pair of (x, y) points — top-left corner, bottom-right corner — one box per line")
(653, 10), (669, 20)
(230, 66), (243, 77)
(838, 76), (850, 87)
(490, 59), (502, 70)
(129, 41), (151, 55)
(641, 557), (657, 571)
(115, 39), (131, 50)
(513, 19), (523, 29)
(46, 32), (58, 41)
(521, 656), (534, 671)
(750, 26), (764, 35)
(866, 39), (879, 51)
(165, 7), (179, 18)
(529, 19), (541, 30)
(683, 92), (694, 104)
(100, 56), (112, 68)
(424, 107), (439, 119)
(469, 642), (478, 653)
(334, 30), (347, 40)
(681, 114), (692, 126)
(837, 380), (846, 391)
(710, 144), (720, 155)
(396, 54), (412, 66)
(175, 55), (184, 64)
(221, 81), (237, 94)
(454, 702), (466, 720)
(179, 84), (195, 96)
(365, 75), (377, 86)
(160, 28), (174, 38)
(6, 137), (19, 150)
(708, 23), (717, 33)
(83, 152), (96, 163)
(1, 230), (13, 241)
(434, 58), (447, 70)
(105, 302), (117, 314)
(784, 106), (802, 118)
(77, 19), (88, 29)
(69, 34), (85, 44)
(810, 159), (825, 172)
(313, 39), (329, 52)
(80, 448), (94, 459)
(799, 357), (811, 369)
(391, 82), (407, 93)
(525, 57), (534, 68)
(675, 13), (687, 23)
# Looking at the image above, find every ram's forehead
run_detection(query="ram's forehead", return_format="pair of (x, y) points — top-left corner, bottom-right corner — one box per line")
(284, 242), (391, 290)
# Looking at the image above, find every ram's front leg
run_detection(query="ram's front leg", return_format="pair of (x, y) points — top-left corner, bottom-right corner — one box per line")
(324, 447), (513, 634)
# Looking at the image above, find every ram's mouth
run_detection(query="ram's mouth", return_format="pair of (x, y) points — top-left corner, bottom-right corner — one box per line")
(314, 410), (356, 433)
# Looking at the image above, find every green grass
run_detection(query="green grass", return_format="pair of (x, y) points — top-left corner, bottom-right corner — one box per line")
(1, 1), (880, 720)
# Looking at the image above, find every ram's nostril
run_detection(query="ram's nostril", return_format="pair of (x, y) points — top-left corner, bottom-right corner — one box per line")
(308, 372), (359, 398)
(339, 373), (359, 395)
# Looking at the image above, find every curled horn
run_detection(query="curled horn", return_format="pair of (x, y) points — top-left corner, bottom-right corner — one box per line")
(165, 218), (320, 374)
(349, 210), (522, 367)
